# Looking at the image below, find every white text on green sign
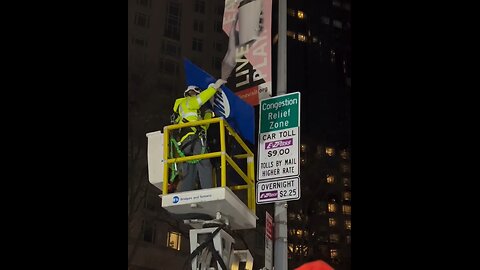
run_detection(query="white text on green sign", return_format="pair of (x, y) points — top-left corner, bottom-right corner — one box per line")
(260, 92), (300, 133)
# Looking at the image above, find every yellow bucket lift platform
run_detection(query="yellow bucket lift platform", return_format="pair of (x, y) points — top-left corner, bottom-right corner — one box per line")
(147, 117), (257, 231)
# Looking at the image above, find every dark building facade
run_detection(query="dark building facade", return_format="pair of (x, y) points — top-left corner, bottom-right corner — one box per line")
(271, 0), (351, 269)
(272, 0), (351, 143)
(128, 0), (231, 269)
(287, 142), (351, 269)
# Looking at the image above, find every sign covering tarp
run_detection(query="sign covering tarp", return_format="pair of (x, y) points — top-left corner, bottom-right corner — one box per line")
(184, 58), (255, 145)
(222, 0), (272, 106)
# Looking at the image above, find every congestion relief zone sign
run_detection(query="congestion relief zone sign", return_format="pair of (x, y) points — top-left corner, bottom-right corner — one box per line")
(257, 92), (301, 204)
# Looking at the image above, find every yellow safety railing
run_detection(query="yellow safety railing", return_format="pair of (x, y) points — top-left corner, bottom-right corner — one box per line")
(162, 117), (255, 214)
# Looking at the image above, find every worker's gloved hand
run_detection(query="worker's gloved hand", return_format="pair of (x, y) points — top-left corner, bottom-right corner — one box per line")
(209, 79), (227, 91)
(215, 79), (227, 88)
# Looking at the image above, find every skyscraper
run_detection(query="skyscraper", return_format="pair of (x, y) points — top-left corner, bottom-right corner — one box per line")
(271, 0), (351, 269)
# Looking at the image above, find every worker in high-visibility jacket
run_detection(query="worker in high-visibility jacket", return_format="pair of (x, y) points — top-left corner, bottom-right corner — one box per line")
(172, 79), (226, 192)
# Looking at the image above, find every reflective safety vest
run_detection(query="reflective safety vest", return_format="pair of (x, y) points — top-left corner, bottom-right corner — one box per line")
(172, 86), (217, 143)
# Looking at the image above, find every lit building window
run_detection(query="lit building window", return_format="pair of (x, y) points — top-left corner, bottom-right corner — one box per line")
(325, 147), (335, 156)
(273, 34), (279, 44)
(290, 245), (309, 257)
(312, 36), (318, 43)
(296, 230), (307, 238)
(291, 229), (308, 238)
(302, 245), (309, 256)
(343, 205), (351, 215)
(329, 234), (340, 243)
(297, 10), (305, 19)
(297, 34), (307, 42)
(329, 217), (336, 227)
(328, 202), (336, 213)
(330, 249), (338, 259)
(345, 219), (351, 230)
(287, 8), (296, 17)
(340, 149), (349, 159)
(327, 175), (335, 184)
(343, 191), (351, 201)
(167, 231), (181, 250)
(301, 144), (307, 152)
(330, 49), (336, 63)
(287, 30), (296, 39)
(343, 177), (350, 187)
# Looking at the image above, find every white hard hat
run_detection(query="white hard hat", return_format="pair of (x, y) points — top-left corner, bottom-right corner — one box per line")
(184, 85), (201, 96)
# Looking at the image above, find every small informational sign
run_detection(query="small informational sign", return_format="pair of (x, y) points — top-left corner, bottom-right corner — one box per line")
(256, 177), (300, 204)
